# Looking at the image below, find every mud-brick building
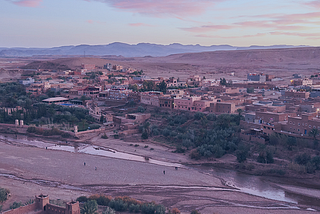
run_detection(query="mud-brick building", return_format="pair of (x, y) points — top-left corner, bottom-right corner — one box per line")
(2, 194), (80, 214)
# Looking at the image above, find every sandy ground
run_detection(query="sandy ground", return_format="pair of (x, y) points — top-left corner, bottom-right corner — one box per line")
(1, 136), (320, 214)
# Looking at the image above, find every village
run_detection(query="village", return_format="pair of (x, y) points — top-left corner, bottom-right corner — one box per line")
(12, 61), (320, 145)
(1, 59), (320, 214)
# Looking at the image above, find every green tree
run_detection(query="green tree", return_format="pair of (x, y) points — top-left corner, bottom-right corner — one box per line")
(157, 80), (167, 93)
(81, 200), (98, 214)
(286, 136), (297, 150)
(309, 128), (319, 139)
(128, 84), (138, 92)
(247, 87), (254, 93)
(220, 78), (227, 86)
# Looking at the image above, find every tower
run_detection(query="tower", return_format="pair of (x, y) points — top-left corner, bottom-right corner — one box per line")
(66, 201), (80, 214)
(35, 194), (49, 211)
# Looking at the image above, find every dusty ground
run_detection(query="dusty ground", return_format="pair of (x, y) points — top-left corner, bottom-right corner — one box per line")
(0, 135), (320, 214)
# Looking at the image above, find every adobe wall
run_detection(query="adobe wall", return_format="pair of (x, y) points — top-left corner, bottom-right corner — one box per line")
(2, 203), (39, 214)
(46, 204), (66, 214)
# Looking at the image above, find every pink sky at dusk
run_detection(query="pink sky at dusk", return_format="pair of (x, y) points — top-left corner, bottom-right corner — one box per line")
(1, 0), (320, 47)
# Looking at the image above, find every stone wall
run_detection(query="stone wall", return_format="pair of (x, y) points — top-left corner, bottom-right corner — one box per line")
(2, 203), (39, 214)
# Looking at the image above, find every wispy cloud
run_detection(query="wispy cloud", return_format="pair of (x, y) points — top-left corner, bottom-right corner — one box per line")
(305, 1), (320, 9)
(182, 10), (320, 34)
(128, 23), (152, 27)
(181, 24), (233, 33)
(196, 33), (267, 39)
(86, 20), (106, 24)
(85, 0), (218, 17)
(7, 0), (42, 7)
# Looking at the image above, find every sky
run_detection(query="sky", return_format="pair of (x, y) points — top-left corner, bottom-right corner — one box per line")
(1, 0), (320, 47)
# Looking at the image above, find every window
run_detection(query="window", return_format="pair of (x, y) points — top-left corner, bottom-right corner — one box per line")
(298, 123), (300, 126)
(309, 125), (312, 128)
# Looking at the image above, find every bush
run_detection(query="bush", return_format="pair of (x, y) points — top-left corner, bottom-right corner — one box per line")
(142, 131), (149, 139)
(0, 188), (10, 202)
(96, 195), (112, 206)
(295, 153), (311, 165)
(109, 199), (128, 211)
(10, 202), (22, 210)
(76, 196), (88, 203)
(101, 133), (108, 139)
(171, 208), (181, 214)
(190, 150), (201, 160)
(89, 124), (101, 130)
(129, 204), (141, 213)
(141, 203), (165, 214)
(103, 207), (116, 214)
(191, 210), (201, 214)
(174, 146), (185, 153)
(61, 132), (71, 138)
(27, 126), (36, 133)
(306, 162), (316, 174)
(138, 106), (145, 113)
(236, 149), (248, 163)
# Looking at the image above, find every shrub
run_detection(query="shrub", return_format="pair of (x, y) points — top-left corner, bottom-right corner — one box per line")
(134, 144), (139, 147)
(141, 203), (165, 214)
(61, 132), (71, 138)
(142, 131), (149, 139)
(0, 188), (10, 203)
(137, 106), (145, 113)
(236, 149), (248, 163)
(96, 195), (112, 206)
(27, 126), (36, 133)
(76, 196), (88, 203)
(10, 202), (23, 210)
(171, 208), (181, 214)
(191, 210), (201, 214)
(101, 133), (108, 139)
(312, 156), (320, 170)
(306, 162), (316, 174)
(109, 199), (128, 211)
(190, 150), (201, 160)
(174, 146), (185, 153)
(103, 207), (116, 214)
(89, 124), (101, 130)
(129, 204), (141, 213)
(295, 153), (311, 165)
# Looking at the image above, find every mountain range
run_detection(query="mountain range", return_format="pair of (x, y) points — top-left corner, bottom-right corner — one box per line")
(0, 43), (311, 57)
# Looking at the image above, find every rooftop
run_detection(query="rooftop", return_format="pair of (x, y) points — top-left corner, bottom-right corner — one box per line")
(42, 97), (69, 102)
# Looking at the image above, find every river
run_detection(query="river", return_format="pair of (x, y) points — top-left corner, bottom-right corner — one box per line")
(1, 134), (320, 210)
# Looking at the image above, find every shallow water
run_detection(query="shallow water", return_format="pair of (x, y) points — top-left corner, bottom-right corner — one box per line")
(1, 134), (320, 209)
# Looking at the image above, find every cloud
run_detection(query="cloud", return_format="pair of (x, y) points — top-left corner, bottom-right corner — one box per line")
(8, 0), (42, 7)
(86, 0), (217, 17)
(305, 1), (320, 9)
(128, 23), (152, 27)
(86, 20), (106, 24)
(196, 33), (267, 39)
(270, 31), (320, 40)
(182, 10), (320, 34)
(181, 24), (233, 33)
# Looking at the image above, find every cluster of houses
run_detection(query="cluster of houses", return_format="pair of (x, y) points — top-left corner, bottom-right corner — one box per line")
(17, 63), (320, 142)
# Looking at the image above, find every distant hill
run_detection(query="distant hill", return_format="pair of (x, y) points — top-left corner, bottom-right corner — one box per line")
(0, 43), (310, 57)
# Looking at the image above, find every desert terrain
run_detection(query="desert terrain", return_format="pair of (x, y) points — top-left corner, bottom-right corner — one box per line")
(1, 47), (320, 83)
